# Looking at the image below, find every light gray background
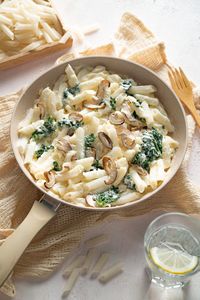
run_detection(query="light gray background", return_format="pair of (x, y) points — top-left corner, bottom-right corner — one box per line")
(0, 1), (200, 299)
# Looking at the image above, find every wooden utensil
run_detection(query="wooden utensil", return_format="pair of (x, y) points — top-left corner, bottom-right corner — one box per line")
(168, 67), (200, 127)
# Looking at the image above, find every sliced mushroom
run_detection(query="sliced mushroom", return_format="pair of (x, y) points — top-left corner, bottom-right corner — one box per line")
(96, 79), (110, 102)
(92, 95), (99, 102)
(133, 165), (148, 176)
(57, 138), (72, 153)
(98, 132), (113, 150)
(67, 127), (75, 136)
(85, 147), (96, 158)
(64, 104), (73, 113)
(109, 111), (124, 125)
(121, 104), (134, 123)
(83, 101), (106, 110)
(86, 195), (96, 207)
(68, 112), (83, 122)
(95, 140), (109, 160)
(115, 124), (130, 136)
(121, 133), (135, 149)
(71, 153), (78, 161)
(121, 102), (142, 127)
(130, 124), (144, 131)
(102, 156), (117, 185)
(44, 171), (55, 189)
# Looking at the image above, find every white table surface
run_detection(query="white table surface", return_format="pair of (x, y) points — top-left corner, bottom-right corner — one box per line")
(1, 0), (200, 299)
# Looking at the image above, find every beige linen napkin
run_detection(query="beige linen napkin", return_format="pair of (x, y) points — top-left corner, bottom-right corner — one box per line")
(1, 12), (200, 297)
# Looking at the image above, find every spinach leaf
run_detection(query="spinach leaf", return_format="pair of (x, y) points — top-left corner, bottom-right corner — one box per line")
(95, 186), (120, 207)
(32, 117), (56, 141)
(91, 159), (103, 170)
(63, 85), (80, 99)
(124, 174), (136, 191)
(132, 128), (163, 172)
(132, 152), (150, 172)
(58, 118), (84, 130)
(52, 161), (61, 171)
(34, 144), (54, 159)
(62, 84), (80, 107)
(121, 79), (133, 91)
(84, 134), (96, 149)
(110, 97), (116, 111)
(133, 98), (142, 107)
(132, 111), (146, 123)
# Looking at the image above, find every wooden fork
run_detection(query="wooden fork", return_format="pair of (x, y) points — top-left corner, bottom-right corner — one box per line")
(168, 67), (200, 127)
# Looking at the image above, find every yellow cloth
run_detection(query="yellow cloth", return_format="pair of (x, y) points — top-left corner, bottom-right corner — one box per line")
(1, 12), (200, 297)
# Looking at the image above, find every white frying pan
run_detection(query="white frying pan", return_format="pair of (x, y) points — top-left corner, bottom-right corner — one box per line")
(0, 56), (187, 286)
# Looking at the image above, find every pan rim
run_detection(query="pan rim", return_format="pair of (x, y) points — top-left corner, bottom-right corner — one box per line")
(10, 56), (188, 211)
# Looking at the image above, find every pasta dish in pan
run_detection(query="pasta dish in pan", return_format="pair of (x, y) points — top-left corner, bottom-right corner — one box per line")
(17, 64), (178, 208)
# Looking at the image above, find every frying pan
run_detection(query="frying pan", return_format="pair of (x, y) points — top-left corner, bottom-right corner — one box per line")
(0, 56), (187, 286)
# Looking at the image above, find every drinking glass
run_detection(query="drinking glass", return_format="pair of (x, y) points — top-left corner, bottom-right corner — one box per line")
(144, 212), (200, 288)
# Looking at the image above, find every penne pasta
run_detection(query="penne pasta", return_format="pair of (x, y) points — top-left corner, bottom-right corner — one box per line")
(128, 85), (156, 95)
(75, 127), (85, 159)
(41, 29), (53, 43)
(79, 77), (104, 91)
(90, 253), (109, 279)
(84, 176), (109, 193)
(81, 248), (97, 276)
(84, 235), (108, 248)
(63, 191), (83, 201)
(83, 23), (100, 35)
(98, 262), (123, 283)
(62, 268), (81, 298)
(18, 108), (34, 129)
(18, 64), (178, 208)
(20, 41), (43, 53)
(130, 169), (147, 193)
(65, 64), (79, 87)
(83, 169), (106, 181)
(69, 90), (96, 106)
(18, 120), (44, 136)
(63, 255), (86, 278)
(56, 165), (84, 182)
(112, 192), (140, 206)
(17, 137), (28, 157)
(114, 167), (128, 185)
(0, 23), (14, 40)
(40, 21), (60, 40)
(0, 14), (13, 26)
(0, 0), (70, 61)
(71, 157), (94, 170)
(153, 108), (174, 132)
(59, 31), (71, 44)
(149, 159), (166, 189)
(134, 94), (159, 106)
(24, 141), (37, 164)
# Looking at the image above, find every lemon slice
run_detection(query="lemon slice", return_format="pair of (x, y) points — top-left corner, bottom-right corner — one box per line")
(150, 246), (199, 275)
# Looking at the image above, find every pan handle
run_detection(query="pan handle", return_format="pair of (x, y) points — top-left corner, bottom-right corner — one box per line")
(0, 199), (57, 287)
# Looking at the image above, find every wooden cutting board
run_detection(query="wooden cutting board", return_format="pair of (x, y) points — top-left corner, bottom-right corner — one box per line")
(0, 0), (73, 70)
